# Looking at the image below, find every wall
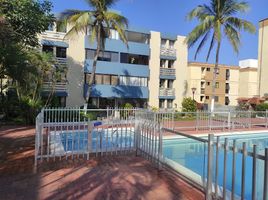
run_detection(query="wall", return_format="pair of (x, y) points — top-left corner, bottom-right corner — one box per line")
(258, 19), (268, 96)
(148, 31), (161, 108)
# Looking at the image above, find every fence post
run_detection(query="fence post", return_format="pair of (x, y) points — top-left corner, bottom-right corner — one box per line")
(263, 148), (268, 200)
(206, 134), (214, 200)
(228, 111), (231, 130)
(172, 111), (175, 130)
(265, 110), (268, 128)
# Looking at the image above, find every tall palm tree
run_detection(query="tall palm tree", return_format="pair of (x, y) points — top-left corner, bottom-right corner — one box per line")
(185, 0), (255, 112)
(59, 0), (128, 105)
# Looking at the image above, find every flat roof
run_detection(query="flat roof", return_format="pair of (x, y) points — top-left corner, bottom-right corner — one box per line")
(188, 61), (240, 69)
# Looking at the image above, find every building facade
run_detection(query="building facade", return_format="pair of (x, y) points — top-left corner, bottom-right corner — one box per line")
(238, 59), (258, 98)
(258, 18), (268, 97)
(39, 24), (188, 109)
(187, 62), (239, 106)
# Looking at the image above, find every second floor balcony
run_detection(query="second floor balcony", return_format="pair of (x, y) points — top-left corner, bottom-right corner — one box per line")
(40, 30), (66, 41)
(160, 47), (177, 58)
(159, 88), (175, 98)
(42, 81), (67, 93)
(160, 68), (176, 79)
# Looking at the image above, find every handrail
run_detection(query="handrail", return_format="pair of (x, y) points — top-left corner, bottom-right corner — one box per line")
(162, 127), (208, 143)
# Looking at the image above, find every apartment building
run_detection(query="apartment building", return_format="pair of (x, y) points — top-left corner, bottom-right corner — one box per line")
(38, 24), (69, 106)
(39, 24), (188, 109)
(258, 18), (268, 97)
(238, 59), (258, 98)
(187, 62), (239, 106)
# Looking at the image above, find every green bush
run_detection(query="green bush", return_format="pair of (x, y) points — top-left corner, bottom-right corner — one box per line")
(255, 103), (268, 111)
(124, 103), (133, 109)
(181, 97), (197, 112)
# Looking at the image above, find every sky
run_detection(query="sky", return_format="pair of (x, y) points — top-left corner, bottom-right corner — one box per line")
(50, 0), (268, 66)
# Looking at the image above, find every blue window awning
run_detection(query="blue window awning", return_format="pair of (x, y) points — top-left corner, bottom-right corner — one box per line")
(41, 39), (69, 48)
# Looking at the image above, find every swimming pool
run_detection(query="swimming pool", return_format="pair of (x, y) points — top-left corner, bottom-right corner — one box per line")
(163, 132), (268, 200)
(49, 128), (135, 154)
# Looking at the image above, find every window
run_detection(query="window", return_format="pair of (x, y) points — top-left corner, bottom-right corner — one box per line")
(42, 45), (53, 54)
(215, 82), (219, 88)
(159, 99), (165, 108)
(103, 75), (111, 85)
(111, 76), (118, 85)
(200, 96), (204, 101)
(207, 82), (210, 86)
(160, 59), (166, 68)
(206, 96), (209, 100)
(225, 97), (230, 105)
(167, 80), (173, 88)
(215, 96), (219, 102)
(161, 39), (167, 47)
(168, 60), (174, 68)
(167, 100), (173, 108)
(125, 31), (150, 44)
(86, 49), (119, 62)
(169, 40), (175, 49)
(226, 69), (230, 80)
(201, 67), (205, 73)
(120, 53), (149, 65)
(86, 73), (119, 85)
(119, 76), (148, 87)
(56, 47), (67, 58)
(95, 74), (103, 84)
(206, 68), (210, 72)
(159, 79), (165, 88)
(110, 29), (119, 40)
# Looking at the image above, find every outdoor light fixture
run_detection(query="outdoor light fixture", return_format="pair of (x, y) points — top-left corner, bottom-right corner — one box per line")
(191, 87), (197, 100)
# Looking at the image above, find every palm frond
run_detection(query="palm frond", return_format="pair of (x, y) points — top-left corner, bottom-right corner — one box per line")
(194, 30), (211, 60)
(224, 23), (240, 53)
(206, 32), (216, 61)
(185, 16), (214, 48)
(226, 17), (256, 33)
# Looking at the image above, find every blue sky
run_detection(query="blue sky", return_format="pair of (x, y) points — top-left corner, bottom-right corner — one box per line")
(51, 0), (268, 66)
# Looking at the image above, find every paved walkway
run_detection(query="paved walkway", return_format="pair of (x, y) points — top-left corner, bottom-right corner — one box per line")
(0, 126), (204, 200)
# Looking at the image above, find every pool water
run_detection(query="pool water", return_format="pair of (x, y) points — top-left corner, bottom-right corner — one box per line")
(163, 133), (268, 200)
(57, 129), (134, 152)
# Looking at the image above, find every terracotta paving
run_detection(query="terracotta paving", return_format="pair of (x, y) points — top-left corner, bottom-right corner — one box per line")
(0, 125), (205, 200)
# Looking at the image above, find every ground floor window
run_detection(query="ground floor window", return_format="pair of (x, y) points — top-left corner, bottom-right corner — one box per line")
(167, 100), (173, 109)
(88, 97), (147, 108)
(159, 99), (165, 109)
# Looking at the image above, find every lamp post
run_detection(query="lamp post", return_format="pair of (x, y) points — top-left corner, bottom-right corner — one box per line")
(191, 87), (197, 100)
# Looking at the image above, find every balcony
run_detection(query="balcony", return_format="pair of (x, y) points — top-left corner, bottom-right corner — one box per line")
(56, 57), (67, 67)
(40, 31), (66, 40)
(159, 88), (175, 99)
(160, 47), (176, 58)
(42, 82), (67, 93)
(160, 68), (176, 79)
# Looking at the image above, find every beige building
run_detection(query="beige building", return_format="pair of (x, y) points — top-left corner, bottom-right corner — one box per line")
(148, 33), (188, 110)
(258, 18), (268, 96)
(238, 59), (258, 98)
(187, 62), (239, 106)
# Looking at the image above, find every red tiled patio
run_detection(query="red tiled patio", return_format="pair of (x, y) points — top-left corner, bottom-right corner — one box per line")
(0, 126), (204, 200)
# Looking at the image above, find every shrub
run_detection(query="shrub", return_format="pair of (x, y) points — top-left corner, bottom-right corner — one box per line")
(255, 103), (268, 111)
(181, 97), (197, 112)
(124, 103), (133, 109)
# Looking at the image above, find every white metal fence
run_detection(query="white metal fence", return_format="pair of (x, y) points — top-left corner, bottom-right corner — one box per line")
(35, 108), (268, 200)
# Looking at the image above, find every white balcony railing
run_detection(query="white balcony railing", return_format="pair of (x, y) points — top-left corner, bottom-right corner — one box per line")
(159, 88), (175, 97)
(40, 31), (66, 40)
(42, 82), (67, 92)
(160, 68), (176, 77)
(56, 57), (67, 67)
(160, 47), (177, 57)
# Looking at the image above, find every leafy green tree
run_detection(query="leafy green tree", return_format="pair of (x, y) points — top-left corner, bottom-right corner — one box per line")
(59, 0), (128, 105)
(186, 0), (255, 112)
(182, 97), (197, 112)
(0, 0), (54, 46)
(255, 103), (268, 111)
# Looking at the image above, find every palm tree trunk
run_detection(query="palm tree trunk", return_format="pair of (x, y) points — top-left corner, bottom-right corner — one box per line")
(211, 41), (221, 112)
(87, 25), (101, 105)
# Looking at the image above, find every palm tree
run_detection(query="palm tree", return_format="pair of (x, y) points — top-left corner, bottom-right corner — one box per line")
(185, 0), (256, 112)
(58, 0), (128, 105)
